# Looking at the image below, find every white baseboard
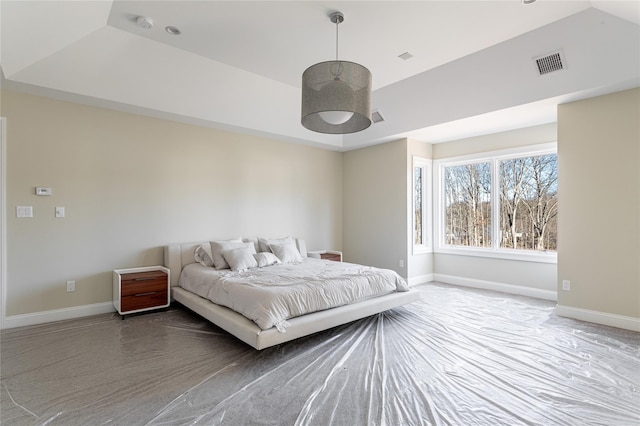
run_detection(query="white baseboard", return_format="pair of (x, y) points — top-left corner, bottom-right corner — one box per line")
(555, 304), (640, 332)
(408, 273), (433, 287)
(2, 302), (115, 330)
(433, 273), (557, 301)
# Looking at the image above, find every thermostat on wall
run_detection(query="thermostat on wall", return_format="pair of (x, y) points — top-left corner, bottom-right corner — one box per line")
(35, 187), (52, 196)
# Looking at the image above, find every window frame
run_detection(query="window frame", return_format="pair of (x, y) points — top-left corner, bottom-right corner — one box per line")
(433, 143), (557, 264)
(413, 156), (432, 255)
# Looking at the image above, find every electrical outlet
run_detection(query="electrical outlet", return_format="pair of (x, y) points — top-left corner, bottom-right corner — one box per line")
(399, 260), (404, 268)
(562, 280), (571, 291)
(66, 281), (75, 292)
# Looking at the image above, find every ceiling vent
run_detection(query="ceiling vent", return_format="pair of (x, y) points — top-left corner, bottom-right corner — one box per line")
(371, 110), (385, 123)
(533, 51), (565, 76)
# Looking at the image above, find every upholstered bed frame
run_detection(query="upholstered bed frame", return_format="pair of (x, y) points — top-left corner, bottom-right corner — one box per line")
(164, 239), (420, 350)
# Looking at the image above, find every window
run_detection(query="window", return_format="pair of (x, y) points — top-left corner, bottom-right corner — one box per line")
(499, 154), (558, 251)
(444, 161), (492, 248)
(435, 144), (557, 262)
(413, 157), (431, 253)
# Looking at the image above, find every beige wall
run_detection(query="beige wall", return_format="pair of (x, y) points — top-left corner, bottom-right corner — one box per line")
(343, 139), (408, 276)
(557, 88), (640, 319)
(5, 87), (636, 327)
(2, 91), (343, 316)
(432, 122), (557, 159)
(343, 138), (434, 284)
(434, 254), (557, 295)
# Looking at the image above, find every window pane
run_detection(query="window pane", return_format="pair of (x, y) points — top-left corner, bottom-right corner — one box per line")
(444, 162), (491, 247)
(499, 154), (558, 252)
(414, 166), (423, 245)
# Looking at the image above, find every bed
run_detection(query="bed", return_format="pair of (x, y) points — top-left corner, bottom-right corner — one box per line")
(164, 238), (420, 349)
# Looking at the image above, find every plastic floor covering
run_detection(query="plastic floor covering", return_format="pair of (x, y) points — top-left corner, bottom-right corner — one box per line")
(1, 283), (639, 425)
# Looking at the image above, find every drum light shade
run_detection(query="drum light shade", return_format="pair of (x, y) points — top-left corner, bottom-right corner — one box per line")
(301, 12), (372, 134)
(301, 60), (372, 134)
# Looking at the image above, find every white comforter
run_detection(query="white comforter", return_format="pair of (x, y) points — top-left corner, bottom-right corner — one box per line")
(179, 258), (409, 331)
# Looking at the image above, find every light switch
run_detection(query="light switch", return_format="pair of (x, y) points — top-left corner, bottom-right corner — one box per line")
(16, 206), (33, 218)
(55, 207), (65, 218)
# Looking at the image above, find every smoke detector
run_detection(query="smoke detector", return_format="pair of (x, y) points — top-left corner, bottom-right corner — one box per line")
(136, 16), (154, 29)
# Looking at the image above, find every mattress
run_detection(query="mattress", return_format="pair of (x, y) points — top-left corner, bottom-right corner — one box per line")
(179, 258), (409, 331)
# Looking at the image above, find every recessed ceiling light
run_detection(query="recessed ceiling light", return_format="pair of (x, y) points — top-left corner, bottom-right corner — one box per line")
(165, 26), (181, 35)
(522, 0), (536, 4)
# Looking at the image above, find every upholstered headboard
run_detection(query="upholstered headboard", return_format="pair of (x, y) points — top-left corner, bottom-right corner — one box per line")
(163, 238), (307, 287)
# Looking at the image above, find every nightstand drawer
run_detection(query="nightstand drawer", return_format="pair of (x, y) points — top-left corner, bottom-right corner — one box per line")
(122, 290), (168, 312)
(121, 271), (167, 297)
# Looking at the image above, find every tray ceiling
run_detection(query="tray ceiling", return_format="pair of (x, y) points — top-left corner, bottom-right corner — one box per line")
(2, 1), (638, 150)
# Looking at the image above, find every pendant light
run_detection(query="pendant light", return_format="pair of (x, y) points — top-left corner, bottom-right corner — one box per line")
(301, 12), (372, 134)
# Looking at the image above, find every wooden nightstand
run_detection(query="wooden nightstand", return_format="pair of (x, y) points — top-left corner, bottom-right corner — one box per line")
(308, 250), (343, 262)
(113, 266), (170, 318)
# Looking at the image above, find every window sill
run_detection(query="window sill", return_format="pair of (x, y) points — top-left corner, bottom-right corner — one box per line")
(412, 246), (433, 256)
(434, 246), (557, 264)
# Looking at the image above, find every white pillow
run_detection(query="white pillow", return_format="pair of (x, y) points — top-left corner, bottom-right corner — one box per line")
(194, 244), (214, 267)
(222, 247), (258, 272)
(269, 241), (303, 264)
(210, 240), (256, 270)
(253, 252), (282, 268)
(258, 236), (293, 253)
(243, 237), (260, 254)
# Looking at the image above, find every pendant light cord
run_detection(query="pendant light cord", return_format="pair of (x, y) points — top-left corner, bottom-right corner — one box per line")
(335, 17), (339, 61)
(330, 11), (344, 62)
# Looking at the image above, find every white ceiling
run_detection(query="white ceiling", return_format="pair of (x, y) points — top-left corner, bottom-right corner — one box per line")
(1, 1), (639, 151)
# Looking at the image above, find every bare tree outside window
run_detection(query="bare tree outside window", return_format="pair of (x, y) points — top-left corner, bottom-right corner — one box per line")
(500, 154), (558, 251)
(444, 162), (492, 247)
(414, 166), (423, 246)
(413, 158), (431, 251)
